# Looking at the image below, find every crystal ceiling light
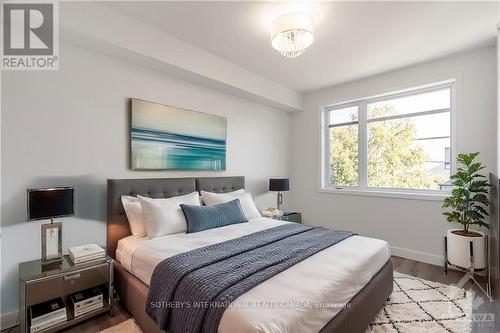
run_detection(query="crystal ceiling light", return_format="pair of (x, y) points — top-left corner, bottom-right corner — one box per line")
(271, 12), (314, 58)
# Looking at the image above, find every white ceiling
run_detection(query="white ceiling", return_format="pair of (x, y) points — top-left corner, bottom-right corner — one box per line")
(107, 1), (499, 93)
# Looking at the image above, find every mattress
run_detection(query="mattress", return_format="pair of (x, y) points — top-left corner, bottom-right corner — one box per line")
(117, 218), (390, 333)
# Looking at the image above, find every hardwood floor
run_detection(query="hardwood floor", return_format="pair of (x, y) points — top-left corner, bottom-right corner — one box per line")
(4, 256), (498, 333)
(63, 303), (131, 333)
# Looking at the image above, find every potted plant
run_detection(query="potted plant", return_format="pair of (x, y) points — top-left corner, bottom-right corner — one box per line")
(443, 152), (490, 270)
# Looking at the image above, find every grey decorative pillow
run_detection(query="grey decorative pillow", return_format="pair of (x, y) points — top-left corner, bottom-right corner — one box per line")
(180, 199), (248, 233)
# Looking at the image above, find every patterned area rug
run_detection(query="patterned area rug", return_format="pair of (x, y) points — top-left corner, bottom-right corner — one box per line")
(99, 273), (472, 333)
(98, 318), (142, 333)
(367, 272), (473, 333)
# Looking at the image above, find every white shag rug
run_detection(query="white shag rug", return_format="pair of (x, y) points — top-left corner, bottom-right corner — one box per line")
(367, 272), (473, 333)
(99, 272), (472, 333)
(98, 318), (142, 333)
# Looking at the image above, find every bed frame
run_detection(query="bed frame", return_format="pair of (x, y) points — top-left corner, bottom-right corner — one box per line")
(106, 176), (393, 333)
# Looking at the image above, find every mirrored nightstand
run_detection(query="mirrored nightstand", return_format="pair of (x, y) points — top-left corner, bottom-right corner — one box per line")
(271, 211), (302, 224)
(19, 255), (113, 333)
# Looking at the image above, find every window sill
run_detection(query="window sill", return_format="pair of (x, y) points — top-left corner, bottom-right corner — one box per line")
(319, 187), (448, 201)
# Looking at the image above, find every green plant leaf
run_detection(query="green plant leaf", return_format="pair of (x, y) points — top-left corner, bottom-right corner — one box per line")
(473, 206), (489, 216)
(472, 174), (487, 179)
(457, 152), (479, 166)
(443, 152), (489, 230)
(471, 221), (490, 229)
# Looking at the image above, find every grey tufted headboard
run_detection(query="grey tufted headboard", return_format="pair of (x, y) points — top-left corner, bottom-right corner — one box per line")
(106, 176), (245, 258)
(196, 177), (245, 193)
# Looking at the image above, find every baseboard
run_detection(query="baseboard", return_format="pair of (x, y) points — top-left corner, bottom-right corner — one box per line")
(390, 246), (443, 267)
(1, 310), (18, 330)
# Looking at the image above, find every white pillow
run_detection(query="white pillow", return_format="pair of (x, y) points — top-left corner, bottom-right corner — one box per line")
(121, 196), (146, 237)
(201, 191), (261, 220)
(138, 192), (200, 238)
(200, 189), (244, 206)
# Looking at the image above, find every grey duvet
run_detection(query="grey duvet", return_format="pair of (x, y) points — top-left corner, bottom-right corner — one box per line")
(146, 223), (353, 333)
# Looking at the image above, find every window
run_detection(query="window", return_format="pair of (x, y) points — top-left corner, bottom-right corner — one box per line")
(323, 82), (453, 195)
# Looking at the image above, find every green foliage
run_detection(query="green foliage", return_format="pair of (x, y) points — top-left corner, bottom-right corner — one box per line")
(330, 125), (358, 185)
(442, 152), (490, 233)
(329, 105), (443, 188)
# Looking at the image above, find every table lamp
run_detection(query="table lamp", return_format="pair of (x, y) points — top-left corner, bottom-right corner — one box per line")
(269, 178), (289, 211)
(27, 187), (74, 265)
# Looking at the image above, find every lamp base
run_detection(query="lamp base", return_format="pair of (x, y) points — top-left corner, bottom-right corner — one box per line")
(276, 192), (283, 211)
(41, 221), (63, 264)
(41, 258), (63, 272)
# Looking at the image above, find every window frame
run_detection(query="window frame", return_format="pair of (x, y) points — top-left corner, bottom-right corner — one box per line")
(321, 80), (455, 201)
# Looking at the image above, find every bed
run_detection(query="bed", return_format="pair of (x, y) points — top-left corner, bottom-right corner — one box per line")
(106, 176), (393, 333)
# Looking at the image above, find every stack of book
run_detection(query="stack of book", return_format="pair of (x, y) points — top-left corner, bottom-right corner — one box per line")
(69, 288), (103, 317)
(68, 244), (105, 264)
(30, 298), (67, 333)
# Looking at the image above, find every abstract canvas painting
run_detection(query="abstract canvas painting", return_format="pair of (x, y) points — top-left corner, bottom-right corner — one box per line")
(130, 99), (226, 170)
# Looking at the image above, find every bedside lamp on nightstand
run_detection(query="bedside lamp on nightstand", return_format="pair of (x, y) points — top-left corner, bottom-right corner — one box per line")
(266, 179), (301, 223)
(27, 187), (74, 266)
(269, 178), (289, 211)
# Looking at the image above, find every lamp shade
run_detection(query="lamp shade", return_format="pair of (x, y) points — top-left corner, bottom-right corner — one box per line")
(269, 178), (290, 192)
(27, 187), (74, 221)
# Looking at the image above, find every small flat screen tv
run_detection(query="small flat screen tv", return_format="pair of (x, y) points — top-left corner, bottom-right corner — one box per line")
(27, 187), (75, 221)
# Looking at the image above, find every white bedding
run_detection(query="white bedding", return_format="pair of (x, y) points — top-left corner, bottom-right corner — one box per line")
(117, 218), (390, 333)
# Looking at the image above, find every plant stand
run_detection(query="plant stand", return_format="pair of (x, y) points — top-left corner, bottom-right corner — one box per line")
(444, 235), (492, 302)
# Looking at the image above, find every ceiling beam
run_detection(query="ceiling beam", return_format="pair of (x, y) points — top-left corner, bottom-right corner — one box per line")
(59, 2), (303, 112)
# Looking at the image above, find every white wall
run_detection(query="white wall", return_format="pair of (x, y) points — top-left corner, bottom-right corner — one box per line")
(0, 42), (290, 315)
(60, 2), (303, 112)
(290, 46), (497, 266)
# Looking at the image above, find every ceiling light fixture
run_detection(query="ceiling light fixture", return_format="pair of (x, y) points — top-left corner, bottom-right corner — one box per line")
(271, 12), (314, 58)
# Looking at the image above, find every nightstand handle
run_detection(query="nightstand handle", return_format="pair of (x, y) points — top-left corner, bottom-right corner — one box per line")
(64, 273), (81, 281)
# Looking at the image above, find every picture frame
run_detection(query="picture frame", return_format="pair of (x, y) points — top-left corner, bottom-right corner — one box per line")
(130, 99), (227, 171)
(41, 222), (62, 264)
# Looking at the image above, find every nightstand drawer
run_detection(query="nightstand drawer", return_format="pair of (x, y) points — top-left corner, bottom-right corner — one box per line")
(25, 277), (64, 306)
(25, 264), (108, 305)
(63, 263), (108, 294)
(279, 212), (302, 224)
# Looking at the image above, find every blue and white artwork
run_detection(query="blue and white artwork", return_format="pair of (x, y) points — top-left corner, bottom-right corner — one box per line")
(131, 99), (226, 170)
